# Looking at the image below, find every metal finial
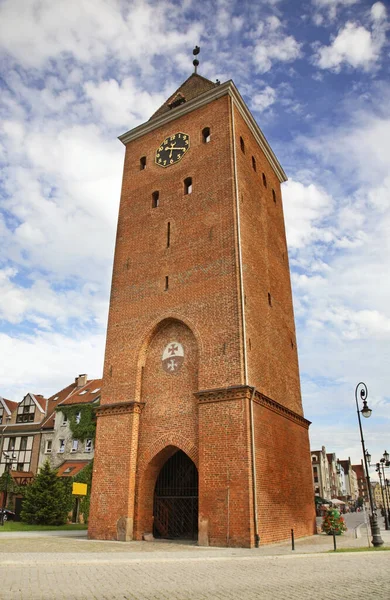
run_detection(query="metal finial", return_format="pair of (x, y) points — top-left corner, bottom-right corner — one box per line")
(193, 46), (200, 74)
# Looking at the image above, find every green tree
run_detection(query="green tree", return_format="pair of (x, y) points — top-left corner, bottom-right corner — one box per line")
(20, 460), (72, 525)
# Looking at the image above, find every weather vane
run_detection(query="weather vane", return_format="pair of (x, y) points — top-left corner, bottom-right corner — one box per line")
(193, 46), (200, 74)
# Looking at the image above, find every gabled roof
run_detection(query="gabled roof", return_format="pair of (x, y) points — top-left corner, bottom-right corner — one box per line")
(40, 381), (81, 429)
(59, 379), (102, 406)
(149, 73), (217, 120)
(21, 393), (47, 413)
(0, 397), (19, 415)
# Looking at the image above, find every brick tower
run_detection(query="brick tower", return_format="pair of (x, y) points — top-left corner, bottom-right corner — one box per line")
(88, 66), (316, 547)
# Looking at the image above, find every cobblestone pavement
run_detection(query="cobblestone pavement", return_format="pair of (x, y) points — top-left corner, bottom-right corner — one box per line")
(0, 520), (389, 600)
(1, 547), (390, 600)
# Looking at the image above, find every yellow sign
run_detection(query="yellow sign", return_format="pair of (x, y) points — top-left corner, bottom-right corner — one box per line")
(72, 482), (87, 496)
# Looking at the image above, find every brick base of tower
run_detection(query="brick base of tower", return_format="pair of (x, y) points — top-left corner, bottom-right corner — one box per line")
(89, 386), (315, 547)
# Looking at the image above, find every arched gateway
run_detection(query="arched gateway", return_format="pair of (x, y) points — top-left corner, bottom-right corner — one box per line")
(153, 450), (198, 540)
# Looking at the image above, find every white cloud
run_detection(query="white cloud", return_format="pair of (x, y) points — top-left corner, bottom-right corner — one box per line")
(252, 17), (302, 73)
(0, 330), (105, 401)
(0, 0), (203, 72)
(282, 180), (334, 249)
(251, 86), (277, 112)
(83, 78), (167, 128)
(314, 3), (388, 71)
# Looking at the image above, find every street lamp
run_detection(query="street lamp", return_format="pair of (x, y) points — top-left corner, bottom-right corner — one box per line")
(355, 382), (383, 546)
(0, 451), (16, 526)
(375, 462), (389, 530)
(0, 415), (11, 455)
(380, 451), (390, 525)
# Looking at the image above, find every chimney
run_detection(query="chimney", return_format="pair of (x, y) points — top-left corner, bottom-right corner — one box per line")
(75, 374), (88, 388)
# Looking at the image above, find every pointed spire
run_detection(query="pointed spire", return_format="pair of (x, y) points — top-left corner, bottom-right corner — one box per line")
(193, 46), (200, 74)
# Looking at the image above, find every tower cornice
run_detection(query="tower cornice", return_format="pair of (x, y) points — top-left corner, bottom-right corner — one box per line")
(118, 80), (287, 183)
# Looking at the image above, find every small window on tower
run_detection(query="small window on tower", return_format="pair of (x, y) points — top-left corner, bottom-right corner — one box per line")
(262, 173), (267, 188)
(167, 222), (171, 248)
(252, 156), (257, 171)
(202, 127), (211, 143)
(152, 191), (159, 208)
(268, 292), (272, 306)
(140, 156), (146, 170)
(240, 137), (245, 153)
(184, 177), (192, 195)
(272, 189), (276, 203)
(165, 276), (169, 290)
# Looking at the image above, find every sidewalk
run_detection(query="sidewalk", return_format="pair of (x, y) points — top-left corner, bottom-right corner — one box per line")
(0, 517), (389, 559)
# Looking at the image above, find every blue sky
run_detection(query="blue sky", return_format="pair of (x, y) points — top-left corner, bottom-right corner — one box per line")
(0, 0), (389, 477)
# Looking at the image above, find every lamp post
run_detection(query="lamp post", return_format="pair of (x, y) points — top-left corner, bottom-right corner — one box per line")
(386, 479), (390, 523)
(0, 452), (16, 526)
(375, 462), (389, 530)
(380, 451), (390, 525)
(355, 382), (383, 546)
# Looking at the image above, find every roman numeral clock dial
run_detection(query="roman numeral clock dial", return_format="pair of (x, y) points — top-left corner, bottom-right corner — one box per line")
(155, 133), (190, 167)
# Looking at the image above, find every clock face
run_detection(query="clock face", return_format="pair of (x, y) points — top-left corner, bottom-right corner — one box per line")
(155, 132), (190, 168)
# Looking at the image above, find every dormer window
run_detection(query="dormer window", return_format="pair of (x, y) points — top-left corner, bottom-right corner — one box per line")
(168, 93), (186, 109)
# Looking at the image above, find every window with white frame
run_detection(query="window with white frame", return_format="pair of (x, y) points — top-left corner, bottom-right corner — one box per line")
(62, 414), (68, 426)
(45, 440), (52, 453)
(85, 439), (93, 453)
(59, 439), (65, 453)
(71, 440), (79, 453)
(75, 411), (81, 424)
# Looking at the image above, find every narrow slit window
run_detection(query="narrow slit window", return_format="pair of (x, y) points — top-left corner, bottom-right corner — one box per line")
(202, 127), (211, 143)
(165, 276), (169, 290)
(184, 177), (192, 195)
(272, 189), (276, 203)
(140, 156), (146, 170)
(262, 173), (267, 187)
(240, 136), (245, 153)
(152, 191), (159, 208)
(167, 222), (171, 248)
(268, 292), (272, 306)
(252, 156), (257, 171)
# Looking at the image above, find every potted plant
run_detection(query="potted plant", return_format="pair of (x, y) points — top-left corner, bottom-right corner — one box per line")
(321, 508), (347, 535)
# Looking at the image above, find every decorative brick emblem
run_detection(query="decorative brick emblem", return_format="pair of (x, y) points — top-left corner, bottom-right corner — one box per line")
(162, 341), (184, 373)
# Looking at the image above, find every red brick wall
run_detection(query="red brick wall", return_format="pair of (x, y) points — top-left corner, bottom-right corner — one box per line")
(89, 407), (141, 540)
(198, 389), (254, 547)
(254, 398), (316, 544)
(233, 105), (302, 414)
(100, 94), (244, 407)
